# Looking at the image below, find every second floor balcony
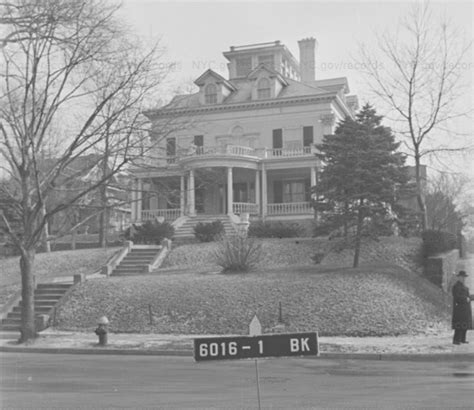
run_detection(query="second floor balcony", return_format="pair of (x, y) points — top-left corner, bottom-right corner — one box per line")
(166, 144), (315, 165)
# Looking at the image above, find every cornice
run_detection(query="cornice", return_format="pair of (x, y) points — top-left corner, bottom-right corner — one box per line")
(144, 93), (337, 119)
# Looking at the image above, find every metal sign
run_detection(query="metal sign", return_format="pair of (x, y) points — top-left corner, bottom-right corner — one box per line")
(194, 332), (318, 362)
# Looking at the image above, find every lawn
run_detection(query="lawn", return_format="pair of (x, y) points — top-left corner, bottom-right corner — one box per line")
(54, 264), (451, 337)
(0, 247), (120, 307)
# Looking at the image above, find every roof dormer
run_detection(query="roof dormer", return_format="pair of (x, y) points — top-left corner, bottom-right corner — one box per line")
(194, 69), (236, 105)
(247, 64), (288, 100)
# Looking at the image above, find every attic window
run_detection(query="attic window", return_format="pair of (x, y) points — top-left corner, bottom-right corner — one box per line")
(205, 84), (217, 104)
(258, 54), (274, 69)
(257, 78), (271, 99)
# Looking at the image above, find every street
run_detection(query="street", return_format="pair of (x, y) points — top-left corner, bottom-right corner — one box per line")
(1, 353), (473, 409)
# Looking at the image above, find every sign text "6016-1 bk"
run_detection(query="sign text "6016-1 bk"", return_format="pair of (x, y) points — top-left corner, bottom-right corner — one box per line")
(193, 332), (318, 362)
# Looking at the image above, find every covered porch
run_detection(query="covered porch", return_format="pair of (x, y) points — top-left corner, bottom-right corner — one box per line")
(131, 165), (318, 222)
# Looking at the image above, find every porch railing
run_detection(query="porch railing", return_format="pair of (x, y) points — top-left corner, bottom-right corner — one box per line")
(267, 202), (313, 215)
(232, 202), (259, 215)
(174, 144), (314, 161)
(265, 146), (312, 158)
(141, 209), (181, 222)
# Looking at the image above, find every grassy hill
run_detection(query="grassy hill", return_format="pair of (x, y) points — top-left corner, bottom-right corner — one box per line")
(54, 264), (450, 337)
(0, 247), (119, 307)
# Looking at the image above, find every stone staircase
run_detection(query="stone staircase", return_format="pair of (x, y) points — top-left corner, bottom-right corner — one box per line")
(111, 247), (161, 276)
(0, 283), (73, 331)
(173, 214), (236, 241)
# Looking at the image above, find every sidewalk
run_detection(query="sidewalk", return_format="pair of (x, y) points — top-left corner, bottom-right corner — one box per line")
(1, 328), (473, 361)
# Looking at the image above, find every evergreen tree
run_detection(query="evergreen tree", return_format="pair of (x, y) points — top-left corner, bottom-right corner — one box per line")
(315, 104), (408, 267)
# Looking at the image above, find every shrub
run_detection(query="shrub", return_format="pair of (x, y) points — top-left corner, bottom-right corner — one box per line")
(311, 252), (325, 264)
(124, 221), (175, 245)
(421, 230), (457, 257)
(215, 235), (262, 273)
(248, 221), (302, 238)
(194, 220), (224, 242)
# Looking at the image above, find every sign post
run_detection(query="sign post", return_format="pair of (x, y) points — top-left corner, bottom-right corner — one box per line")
(194, 316), (319, 409)
(249, 316), (262, 410)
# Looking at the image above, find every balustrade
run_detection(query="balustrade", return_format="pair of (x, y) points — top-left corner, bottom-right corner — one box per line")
(266, 202), (313, 215)
(232, 202), (259, 215)
(141, 209), (181, 222)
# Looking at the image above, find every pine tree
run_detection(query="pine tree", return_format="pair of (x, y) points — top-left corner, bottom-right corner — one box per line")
(315, 104), (408, 267)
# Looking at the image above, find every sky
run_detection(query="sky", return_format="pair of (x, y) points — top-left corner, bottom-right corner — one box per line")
(119, 0), (473, 183)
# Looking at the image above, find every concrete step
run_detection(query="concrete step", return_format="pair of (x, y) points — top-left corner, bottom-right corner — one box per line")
(7, 309), (52, 319)
(112, 268), (145, 274)
(20, 299), (63, 306)
(1, 318), (23, 325)
(0, 324), (20, 331)
(35, 287), (69, 293)
(33, 293), (65, 299)
(36, 283), (72, 289)
(13, 305), (55, 313)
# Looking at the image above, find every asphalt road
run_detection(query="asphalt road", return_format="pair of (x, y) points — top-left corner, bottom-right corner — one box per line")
(1, 353), (473, 409)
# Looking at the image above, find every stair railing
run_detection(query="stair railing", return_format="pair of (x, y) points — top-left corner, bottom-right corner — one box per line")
(146, 238), (172, 273)
(101, 240), (133, 276)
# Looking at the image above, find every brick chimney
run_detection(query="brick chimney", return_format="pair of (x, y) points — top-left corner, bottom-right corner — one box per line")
(298, 37), (317, 83)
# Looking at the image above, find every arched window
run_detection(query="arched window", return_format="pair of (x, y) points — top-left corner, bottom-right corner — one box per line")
(257, 78), (271, 99)
(205, 83), (217, 104)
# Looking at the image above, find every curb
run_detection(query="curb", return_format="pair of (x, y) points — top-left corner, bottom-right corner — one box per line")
(1, 345), (473, 361)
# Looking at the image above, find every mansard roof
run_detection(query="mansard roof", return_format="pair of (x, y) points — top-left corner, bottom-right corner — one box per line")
(160, 70), (332, 112)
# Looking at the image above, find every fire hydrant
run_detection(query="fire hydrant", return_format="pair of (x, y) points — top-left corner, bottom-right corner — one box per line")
(95, 316), (109, 346)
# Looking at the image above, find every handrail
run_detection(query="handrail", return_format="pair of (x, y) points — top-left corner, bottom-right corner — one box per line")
(147, 238), (172, 272)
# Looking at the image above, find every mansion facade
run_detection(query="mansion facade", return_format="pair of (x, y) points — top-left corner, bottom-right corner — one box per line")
(131, 38), (359, 229)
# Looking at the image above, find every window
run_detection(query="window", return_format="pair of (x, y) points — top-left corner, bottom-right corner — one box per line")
(204, 84), (217, 104)
(194, 135), (204, 154)
(258, 54), (274, 69)
(283, 180), (309, 203)
(236, 57), (252, 77)
(272, 129), (283, 149)
(303, 126), (314, 147)
(166, 138), (176, 163)
(257, 78), (271, 99)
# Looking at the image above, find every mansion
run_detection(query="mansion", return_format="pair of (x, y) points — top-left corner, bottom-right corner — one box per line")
(131, 38), (359, 233)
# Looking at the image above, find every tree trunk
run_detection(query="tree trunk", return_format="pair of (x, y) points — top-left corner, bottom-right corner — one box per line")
(41, 205), (51, 253)
(71, 228), (77, 250)
(353, 199), (364, 268)
(19, 248), (37, 343)
(414, 154), (427, 232)
(344, 200), (349, 237)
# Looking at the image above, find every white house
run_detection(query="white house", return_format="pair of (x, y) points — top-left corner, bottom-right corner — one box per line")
(130, 38), (359, 234)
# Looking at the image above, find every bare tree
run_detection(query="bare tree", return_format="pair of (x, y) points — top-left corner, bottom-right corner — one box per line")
(0, 0), (165, 342)
(426, 171), (467, 233)
(358, 3), (472, 230)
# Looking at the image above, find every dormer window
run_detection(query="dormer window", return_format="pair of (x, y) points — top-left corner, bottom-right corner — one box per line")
(257, 78), (271, 99)
(205, 84), (217, 104)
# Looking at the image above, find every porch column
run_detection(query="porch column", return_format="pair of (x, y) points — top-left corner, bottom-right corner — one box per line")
(188, 169), (196, 216)
(137, 179), (143, 222)
(227, 167), (233, 215)
(255, 169), (260, 215)
(310, 166), (317, 187)
(261, 164), (267, 218)
(180, 175), (185, 216)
